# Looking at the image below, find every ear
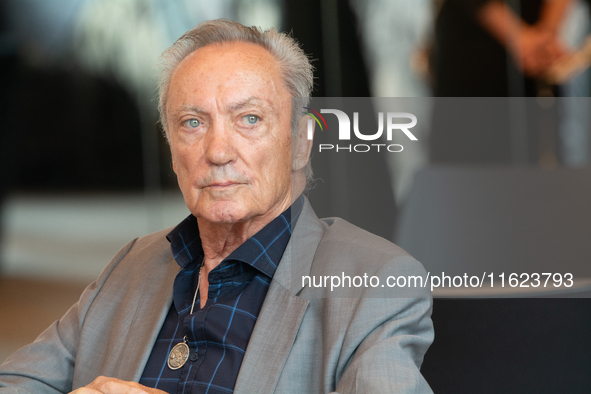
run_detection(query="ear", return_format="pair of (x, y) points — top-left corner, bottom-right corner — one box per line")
(292, 115), (314, 172)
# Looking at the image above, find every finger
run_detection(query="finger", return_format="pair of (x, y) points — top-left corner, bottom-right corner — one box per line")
(86, 376), (148, 394)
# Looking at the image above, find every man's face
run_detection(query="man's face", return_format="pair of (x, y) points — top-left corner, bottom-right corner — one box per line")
(166, 41), (293, 225)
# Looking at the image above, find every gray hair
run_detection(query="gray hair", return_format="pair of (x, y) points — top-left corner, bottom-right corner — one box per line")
(157, 19), (314, 182)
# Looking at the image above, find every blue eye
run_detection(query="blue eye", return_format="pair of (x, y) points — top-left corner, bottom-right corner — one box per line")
(186, 119), (200, 128)
(244, 115), (258, 125)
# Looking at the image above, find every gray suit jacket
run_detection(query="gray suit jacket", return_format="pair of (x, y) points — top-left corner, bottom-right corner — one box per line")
(0, 199), (433, 393)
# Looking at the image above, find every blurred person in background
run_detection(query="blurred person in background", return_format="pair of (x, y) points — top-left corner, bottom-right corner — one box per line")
(432, 0), (573, 97)
(429, 0), (573, 165)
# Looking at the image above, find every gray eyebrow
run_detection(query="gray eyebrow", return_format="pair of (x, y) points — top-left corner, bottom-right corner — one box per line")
(171, 97), (268, 118)
(171, 104), (206, 118)
(227, 96), (264, 112)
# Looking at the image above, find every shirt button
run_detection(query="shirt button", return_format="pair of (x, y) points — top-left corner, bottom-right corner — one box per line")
(190, 353), (198, 362)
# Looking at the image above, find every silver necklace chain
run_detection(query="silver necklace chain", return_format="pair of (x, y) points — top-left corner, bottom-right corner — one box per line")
(190, 265), (203, 315)
(167, 264), (204, 370)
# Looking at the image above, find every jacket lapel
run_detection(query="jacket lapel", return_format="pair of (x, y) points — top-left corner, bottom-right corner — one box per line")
(234, 198), (325, 393)
(115, 254), (181, 381)
(234, 281), (309, 394)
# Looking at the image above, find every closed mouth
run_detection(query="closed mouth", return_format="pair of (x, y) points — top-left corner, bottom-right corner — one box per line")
(205, 182), (242, 188)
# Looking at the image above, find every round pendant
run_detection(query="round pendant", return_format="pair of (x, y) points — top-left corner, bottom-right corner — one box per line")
(167, 342), (190, 370)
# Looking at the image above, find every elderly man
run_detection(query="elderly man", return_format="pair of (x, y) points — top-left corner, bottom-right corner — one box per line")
(0, 19), (433, 393)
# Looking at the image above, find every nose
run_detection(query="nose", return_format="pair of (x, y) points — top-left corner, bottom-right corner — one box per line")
(203, 122), (237, 166)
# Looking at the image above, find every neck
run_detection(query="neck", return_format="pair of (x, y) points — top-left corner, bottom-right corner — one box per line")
(197, 219), (260, 270)
(196, 201), (288, 271)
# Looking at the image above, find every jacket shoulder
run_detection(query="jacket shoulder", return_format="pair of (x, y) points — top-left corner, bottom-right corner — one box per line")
(318, 216), (413, 260)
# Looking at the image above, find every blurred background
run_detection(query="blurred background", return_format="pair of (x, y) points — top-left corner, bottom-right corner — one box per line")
(1, 0), (591, 392)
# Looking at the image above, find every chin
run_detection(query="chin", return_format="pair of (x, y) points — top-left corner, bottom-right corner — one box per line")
(198, 200), (251, 224)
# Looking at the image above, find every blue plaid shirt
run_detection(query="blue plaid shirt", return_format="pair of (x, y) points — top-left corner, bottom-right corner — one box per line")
(139, 196), (303, 394)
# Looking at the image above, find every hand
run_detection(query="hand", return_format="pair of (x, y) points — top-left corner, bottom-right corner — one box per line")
(69, 376), (167, 394)
(511, 27), (568, 77)
(544, 36), (571, 64)
(511, 26), (551, 76)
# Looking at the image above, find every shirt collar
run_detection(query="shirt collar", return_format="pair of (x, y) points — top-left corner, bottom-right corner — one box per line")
(166, 195), (304, 278)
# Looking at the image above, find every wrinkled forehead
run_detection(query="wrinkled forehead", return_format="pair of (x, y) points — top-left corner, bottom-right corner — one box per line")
(166, 42), (290, 113)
